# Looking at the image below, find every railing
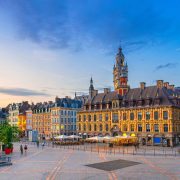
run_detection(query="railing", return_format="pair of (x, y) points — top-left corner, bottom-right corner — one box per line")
(21, 140), (180, 157)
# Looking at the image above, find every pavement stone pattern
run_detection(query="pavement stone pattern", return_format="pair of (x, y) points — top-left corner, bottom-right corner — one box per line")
(0, 143), (179, 180)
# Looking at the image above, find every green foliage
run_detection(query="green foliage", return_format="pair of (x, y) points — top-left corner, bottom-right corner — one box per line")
(0, 122), (20, 145)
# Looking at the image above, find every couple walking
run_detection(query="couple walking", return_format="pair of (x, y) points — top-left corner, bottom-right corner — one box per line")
(20, 144), (28, 155)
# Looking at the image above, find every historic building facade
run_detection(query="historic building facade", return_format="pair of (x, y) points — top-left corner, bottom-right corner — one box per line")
(32, 97), (82, 139)
(51, 96), (81, 136)
(77, 48), (180, 146)
(8, 101), (31, 131)
(32, 102), (53, 139)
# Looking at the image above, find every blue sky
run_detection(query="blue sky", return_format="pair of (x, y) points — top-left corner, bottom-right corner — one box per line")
(0, 0), (179, 106)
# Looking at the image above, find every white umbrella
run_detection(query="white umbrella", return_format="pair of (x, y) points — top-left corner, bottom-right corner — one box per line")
(86, 136), (104, 142)
(54, 135), (68, 139)
(103, 136), (112, 140)
(68, 135), (82, 139)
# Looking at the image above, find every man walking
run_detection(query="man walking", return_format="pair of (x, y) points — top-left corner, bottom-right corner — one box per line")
(20, 144), (23, 155)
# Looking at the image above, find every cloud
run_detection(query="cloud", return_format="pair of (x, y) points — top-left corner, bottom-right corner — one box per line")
(0, 0), (177, 53)
(154, 63), (178, 71)
(0, 87), (50, 96)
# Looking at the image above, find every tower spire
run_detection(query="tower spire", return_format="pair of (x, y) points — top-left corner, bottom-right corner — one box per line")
(113, 47), (129, 95)
(89, 77), (94, 99)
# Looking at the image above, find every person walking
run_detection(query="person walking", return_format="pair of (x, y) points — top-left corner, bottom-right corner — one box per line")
(41, 142), (45, 149)
(24, 144), (28, 155)
(20, 144), (23, 155)
(36, 141), (39, 148)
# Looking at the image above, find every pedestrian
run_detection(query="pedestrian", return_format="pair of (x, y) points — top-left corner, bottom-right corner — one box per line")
(42, 142), (45, 149)
(36, 141), (39, 148)
(24, 144), (28, 154)
(20, 144), (23, 155)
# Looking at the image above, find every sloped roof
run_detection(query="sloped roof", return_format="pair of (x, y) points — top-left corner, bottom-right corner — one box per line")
(85, 86), (180, 108)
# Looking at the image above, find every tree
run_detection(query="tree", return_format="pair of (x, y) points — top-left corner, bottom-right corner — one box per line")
(0, 122), (20, 147)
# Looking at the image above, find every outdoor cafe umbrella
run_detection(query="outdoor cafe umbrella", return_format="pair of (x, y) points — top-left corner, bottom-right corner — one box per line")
(54, 135), (68, 140)
(86, 136), (104, 142)
(68, 135), (82, 139)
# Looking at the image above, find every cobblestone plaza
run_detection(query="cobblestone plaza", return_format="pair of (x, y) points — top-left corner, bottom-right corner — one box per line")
(0, 143), (179, 180)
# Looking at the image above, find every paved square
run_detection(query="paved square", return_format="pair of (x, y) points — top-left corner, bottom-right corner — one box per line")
(86, 159), (141, 171)
(0, 143), (179, 180)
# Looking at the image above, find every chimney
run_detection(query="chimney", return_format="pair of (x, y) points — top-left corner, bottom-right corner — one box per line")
(140, 82), (146, 90)
(104, 88), (111, 94)
(163, 82), (169, 88)
(157, 80), (164, 88)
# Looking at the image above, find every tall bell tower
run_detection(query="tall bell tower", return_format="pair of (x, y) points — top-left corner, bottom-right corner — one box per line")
(113, 47), (129, 95)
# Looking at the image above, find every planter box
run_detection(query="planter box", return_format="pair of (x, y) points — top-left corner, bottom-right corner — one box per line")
(5, 148), (12, 155)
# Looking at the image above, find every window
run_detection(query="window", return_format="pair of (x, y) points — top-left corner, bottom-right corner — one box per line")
(138, 112), (142, 120)
(123, 125), (127, 131)
(154, 124), (159, 132)
(78, 124), (81, 131)
(99, 124), (103, 131)
(106, 124), (109, 131)
(123, 113), (126, 120)
(130, 113), (134, 120)
(130, 124), (134, 131)
(94, 115), (96, 121)
(146, 124), (150, 132)
(105, 114), (108, 121)
(88, 115), (91, 122)
(163, 111), (168, 120)
(146, 112), (150, 120)
(99, 114), (102, 121)
(112, 113), (118, 123)
(83, 124), (86, 131)
(154, 111), (159, 120)
(164, 124), (168, 132)
(78, 115), (81, 121)
(138, 124), (142, 132)
(89, 124), (91, 131)
(94, 124), (97, 131)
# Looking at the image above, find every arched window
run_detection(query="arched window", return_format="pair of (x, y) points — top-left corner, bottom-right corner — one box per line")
(130, 113), (134, 120)
(89, 124), (91, 131)
(123, 124), (127, 131)
(88, 115), (91, 121)
(83, 124), (86, 131)
(94, 124), (97, 131)
(79, 124), (81, 131)
(106, 124), (109, 131)
(99, 124), (103, 131)
(94, 114), (96, 121)
(130, 124), (134, 131)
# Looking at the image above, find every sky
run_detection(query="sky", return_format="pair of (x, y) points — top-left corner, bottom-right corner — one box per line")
(0, 0), (179, 107)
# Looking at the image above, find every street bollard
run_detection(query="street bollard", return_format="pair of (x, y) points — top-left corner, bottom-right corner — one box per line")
(154, 148), (155, 156)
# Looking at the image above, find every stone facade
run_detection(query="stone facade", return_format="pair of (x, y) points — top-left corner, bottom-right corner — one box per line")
(77, 48), (180, 146)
